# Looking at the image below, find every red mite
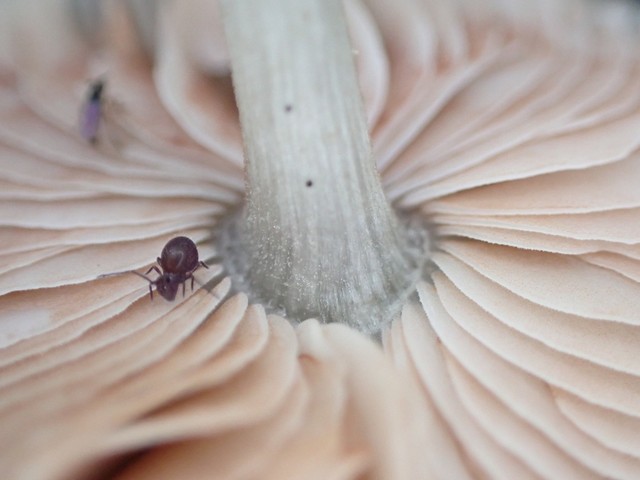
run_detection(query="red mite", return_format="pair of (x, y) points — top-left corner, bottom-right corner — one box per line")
(101, 236), (209, 301)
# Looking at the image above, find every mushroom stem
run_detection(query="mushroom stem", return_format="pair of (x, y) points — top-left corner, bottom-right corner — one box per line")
(221, 0), (423, 333)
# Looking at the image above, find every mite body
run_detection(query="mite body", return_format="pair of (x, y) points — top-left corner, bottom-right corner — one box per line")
(100, 236), (209, 301)
(80, 79), (105, 144)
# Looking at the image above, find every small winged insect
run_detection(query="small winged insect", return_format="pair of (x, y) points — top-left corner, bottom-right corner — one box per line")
(80, 79), (105, 144)
(100, 236), (209, 301)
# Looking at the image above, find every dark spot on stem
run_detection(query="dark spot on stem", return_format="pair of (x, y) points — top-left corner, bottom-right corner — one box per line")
(306, 180), (313, 187)
(284, 104), (293, 113)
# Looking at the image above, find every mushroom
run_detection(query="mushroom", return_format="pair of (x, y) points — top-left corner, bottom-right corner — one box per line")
(1, 0), (640, 479)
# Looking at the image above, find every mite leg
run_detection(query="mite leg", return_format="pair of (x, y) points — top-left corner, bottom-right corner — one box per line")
(148, 284), (154, 300)
(191, 275), (195, 291)
(200, 261), (209, 270)
(182, 280), (186, 297)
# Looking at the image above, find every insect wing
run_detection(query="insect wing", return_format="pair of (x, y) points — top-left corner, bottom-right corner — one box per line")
(80, 100), (101, 143)
(80, 80), (104, 143)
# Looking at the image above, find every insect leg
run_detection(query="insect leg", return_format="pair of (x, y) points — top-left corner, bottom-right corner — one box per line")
(128, 271), (158, 300)
(145, 266), (162, 276)
(199, 261), (209, 270)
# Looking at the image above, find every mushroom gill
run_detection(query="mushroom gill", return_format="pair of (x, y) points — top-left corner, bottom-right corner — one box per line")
(1, 0), (640, 479)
